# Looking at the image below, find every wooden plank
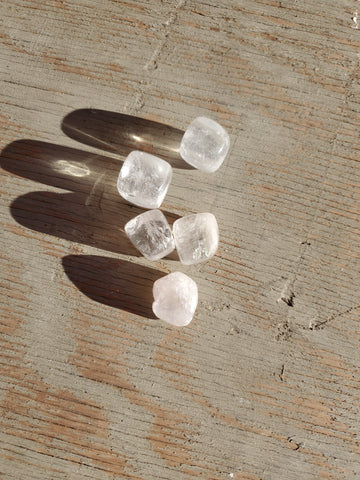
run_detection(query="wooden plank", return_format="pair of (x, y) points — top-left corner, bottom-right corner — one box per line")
(0, 1), (360, 479)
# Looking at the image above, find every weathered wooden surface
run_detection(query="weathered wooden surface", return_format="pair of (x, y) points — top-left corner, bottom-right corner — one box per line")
(1, 1), (360, 479)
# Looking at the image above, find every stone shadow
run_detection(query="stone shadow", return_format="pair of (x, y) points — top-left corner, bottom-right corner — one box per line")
(2, 139), (180, 257)
(62, 255), (162, 319)
(61, 108), (192, 169)
(1, 111), (186, 316)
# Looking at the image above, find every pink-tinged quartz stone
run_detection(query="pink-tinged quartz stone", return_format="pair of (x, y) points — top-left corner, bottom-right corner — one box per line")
(117, 151), (172, 208)
(180, 117), (230, 172)
(152, 272), (198, 326)
(125, 209), (175, 260)
(173, 212), (219, 265)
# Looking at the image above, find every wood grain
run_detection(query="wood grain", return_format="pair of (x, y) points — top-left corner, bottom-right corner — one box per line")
(1, 1), (360, 479)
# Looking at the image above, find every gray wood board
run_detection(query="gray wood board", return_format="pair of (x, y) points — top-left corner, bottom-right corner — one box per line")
(1, 1), (360, 479)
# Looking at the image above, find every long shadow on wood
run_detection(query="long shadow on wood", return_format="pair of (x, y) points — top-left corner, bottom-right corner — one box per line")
(61, 108), (192, 169)
(0, 139), (122, 192)
(62, 254), (163, 319)
(1, 140), (180, 256)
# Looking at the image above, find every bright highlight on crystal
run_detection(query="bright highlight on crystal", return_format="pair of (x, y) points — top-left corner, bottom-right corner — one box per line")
(173, 212), (219, 265)
(125, 209), (175, 261)
(117, 151), (172, 209)
(152, 271), (198, 326)
(180, 116), (230, 172)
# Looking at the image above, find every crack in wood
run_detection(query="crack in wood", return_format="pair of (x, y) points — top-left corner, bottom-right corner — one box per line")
(309, 305), (360, 330)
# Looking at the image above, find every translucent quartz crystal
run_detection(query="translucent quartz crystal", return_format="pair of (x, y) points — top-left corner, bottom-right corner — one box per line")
(180, 117), (230, 172)
(152, 272), (198, 326)
(117, 151), (172, 208)
(125, 209), (175, 260)
(173, 213), (219, 265)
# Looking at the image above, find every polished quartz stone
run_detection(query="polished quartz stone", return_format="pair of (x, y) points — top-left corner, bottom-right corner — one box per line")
(152, 272), (198, 326)
(173, 212), (219, 265)
(125, 209), (175, 260)
(117, 151), (172, 208)
(180, 117), (230, 172)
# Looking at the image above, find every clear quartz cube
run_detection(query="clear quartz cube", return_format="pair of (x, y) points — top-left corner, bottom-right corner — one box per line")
(152, 271), (198, 326)
(117, 151), (172, 208)
(173, 212), (219, 265)
(125, 209), (175, 260)
(180, 117), (230, 172)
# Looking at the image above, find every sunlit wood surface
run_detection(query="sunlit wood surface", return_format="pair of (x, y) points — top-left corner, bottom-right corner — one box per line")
(1, 1), (360, 479)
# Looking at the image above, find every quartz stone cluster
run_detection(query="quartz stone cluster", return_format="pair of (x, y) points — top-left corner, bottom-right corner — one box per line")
(117, 117), (229, 327)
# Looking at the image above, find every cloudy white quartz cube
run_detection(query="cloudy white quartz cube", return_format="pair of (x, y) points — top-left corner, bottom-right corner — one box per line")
(125, 209), (175, 260)
(152, 272), (198, 326)
(173, 212), (219, 265)
(180, 117), (230, 172)
(117, 151), (172, 208)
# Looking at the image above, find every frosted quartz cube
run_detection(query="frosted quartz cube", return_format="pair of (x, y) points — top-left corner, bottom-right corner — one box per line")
(117, 151), (172, 208)
(180, 117), (230, 172)
(173, 213), (219, 265)
(152, 272), (198, 326)
(125, 209), (175, 260)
